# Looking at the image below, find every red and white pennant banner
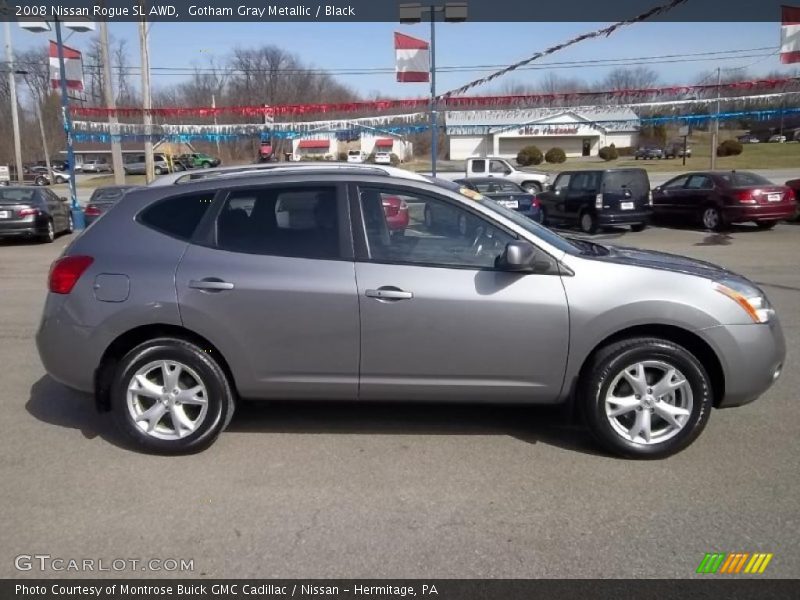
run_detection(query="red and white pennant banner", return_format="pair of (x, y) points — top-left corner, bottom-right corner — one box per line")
(781, 5), (800, 64)
(395, 32), (430, 82)
(49, 41), (84, 91)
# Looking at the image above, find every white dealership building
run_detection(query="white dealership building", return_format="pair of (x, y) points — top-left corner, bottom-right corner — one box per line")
(446, 107), (640, 160)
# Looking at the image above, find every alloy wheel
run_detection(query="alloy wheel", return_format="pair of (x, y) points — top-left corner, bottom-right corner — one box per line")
(604, 360), (693, 445)
(126, 360), (209, 441)
(703, 207), (720, 230)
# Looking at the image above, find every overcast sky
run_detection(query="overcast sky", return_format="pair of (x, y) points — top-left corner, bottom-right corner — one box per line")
(4, 21), (793, 99)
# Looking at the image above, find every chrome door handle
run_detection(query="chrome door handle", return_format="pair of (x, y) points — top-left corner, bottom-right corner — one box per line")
(365, 288), (413, 300)
(189, 279), (235, 291)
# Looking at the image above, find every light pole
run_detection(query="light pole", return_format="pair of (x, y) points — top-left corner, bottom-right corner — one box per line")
(400, 3), (467, 177)
(19, 18), (93, 230)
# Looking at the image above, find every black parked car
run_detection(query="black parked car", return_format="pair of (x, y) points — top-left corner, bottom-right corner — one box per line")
(536, 168), (651, 234)
(83, 185), (143, 226)
(634, 147), (664, 160)
(0, 186), (74, 242)
(454, 177), (542, 223)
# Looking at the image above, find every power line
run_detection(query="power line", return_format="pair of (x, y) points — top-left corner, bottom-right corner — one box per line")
(1, 46), (779, 77)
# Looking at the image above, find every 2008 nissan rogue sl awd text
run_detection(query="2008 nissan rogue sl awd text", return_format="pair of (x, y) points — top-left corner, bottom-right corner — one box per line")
(36, 164), (785, 458)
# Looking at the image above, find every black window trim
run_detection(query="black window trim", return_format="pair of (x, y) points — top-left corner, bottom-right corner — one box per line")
(348, 182), (540, 273)
(191, 181), (354, 262)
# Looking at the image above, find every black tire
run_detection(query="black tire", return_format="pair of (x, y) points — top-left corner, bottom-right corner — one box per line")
(35, 176), (47, 186)
(55, 176), (66, 184)
(755, 221), (777, 230)
(110, 337), (235, 454)
(630, 223), (647, 233)
(65, 211), (74, 234)
(154, 166), (164, 175)
(579, 210), (598, 234)
(580, 337), (712, 459)
(41, 219), (55, 243)
(201, 162), (212, 169)
(701, 205), (725, 232)
(539, 206), (549, 227)
(522, 181), (542, 194)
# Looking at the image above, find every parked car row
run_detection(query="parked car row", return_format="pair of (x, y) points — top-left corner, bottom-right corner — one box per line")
(0, 186), (74, 242)
(465, 168), (797, 235)
(634, 144), (692, 160)
(123, 153), (221, 176)
(0, 165), (70, 186)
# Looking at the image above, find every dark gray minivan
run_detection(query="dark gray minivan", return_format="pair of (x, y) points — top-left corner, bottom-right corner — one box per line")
(537, 168), (652, 234)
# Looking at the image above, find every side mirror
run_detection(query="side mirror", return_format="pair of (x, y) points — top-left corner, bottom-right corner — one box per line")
(504, 169), (512, 175)
(60, 196), (68, 202)
(497, 241), (537, 272)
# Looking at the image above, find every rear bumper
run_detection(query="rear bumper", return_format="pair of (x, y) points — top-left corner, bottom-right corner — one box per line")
(701, 319), (786, 408)
(0, 221), (45, 237)
(598, 209), (650, 225)
(724, 203), (797, 222)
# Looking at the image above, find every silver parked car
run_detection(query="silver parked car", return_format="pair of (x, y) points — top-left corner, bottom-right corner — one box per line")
(36, 164), (785, 457)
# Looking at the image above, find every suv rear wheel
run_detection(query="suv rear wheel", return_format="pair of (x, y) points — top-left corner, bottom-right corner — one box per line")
(581, 337), (712, 459)
(579, 210), (598, 234)
(111, 337), (235, 454)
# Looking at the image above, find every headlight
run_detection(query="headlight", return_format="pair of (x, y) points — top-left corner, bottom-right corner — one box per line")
(714, 279), (773, 323)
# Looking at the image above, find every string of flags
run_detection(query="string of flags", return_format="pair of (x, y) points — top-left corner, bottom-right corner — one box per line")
(72, 107), (800, 145)
(68, 77), (800, 120)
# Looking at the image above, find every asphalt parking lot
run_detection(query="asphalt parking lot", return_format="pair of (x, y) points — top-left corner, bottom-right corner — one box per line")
(1, 221), (798, 579)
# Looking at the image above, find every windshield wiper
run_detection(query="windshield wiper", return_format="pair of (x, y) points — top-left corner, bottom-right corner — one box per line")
(568, 238), (609, 256)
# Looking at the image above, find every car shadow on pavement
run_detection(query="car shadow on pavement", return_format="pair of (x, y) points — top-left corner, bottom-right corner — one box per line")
(228, 400), (604, 457)
(26, 375), (128, 449)
(27, 376), (604, 456)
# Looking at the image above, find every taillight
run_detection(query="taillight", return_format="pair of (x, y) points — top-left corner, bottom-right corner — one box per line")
(595, 193), (603, 209)
(648, 190), (653, 206)
(49, 256), (94, 294)
(735, 190), (757, 204)
(382, 196), (401, 217)
(530, 196), (540, 208)
(84, 205), (102, 216)
(17, 207), (39, 217)
(786, 188), (796, 202)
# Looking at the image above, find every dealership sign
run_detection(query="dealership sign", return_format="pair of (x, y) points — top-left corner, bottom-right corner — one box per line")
(518, 125), (581, 136)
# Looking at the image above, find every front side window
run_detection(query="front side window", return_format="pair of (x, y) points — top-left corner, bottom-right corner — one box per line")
(553, 173), (571, 192)
(489, 160), (508, 174)
(358, 187), (514, 269)
(216, 186), (340, 259)
(663, 175), (689, 190)
(139, 192), (215, 241)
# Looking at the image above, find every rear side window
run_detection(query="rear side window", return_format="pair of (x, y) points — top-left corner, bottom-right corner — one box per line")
(139, 192), (215, 241)
(471, 159), (486, 173)
(215, 186), (340, 259)
(603, 171), (650, 196)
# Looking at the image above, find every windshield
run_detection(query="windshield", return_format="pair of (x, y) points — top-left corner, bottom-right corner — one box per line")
(426, 177), (579, 254)
(91, 187), (130, 202)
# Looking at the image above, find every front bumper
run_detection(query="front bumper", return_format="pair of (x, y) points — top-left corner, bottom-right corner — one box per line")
(701, 318), (786, 408)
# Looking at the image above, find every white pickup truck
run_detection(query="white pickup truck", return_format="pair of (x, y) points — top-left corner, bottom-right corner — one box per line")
(424, 156), (550, 193)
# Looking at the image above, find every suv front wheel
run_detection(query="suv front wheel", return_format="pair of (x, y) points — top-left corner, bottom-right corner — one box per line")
(581, 337), (712, 459)
(111, 337), (235, 454)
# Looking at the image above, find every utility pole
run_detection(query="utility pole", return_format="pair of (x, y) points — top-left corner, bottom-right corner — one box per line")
(4, 21), (24, 183)
(19, 71), (53, 183)
(710, 67), (721, 170)
(99, 19), (124, 184)
(138, 5), (155, 183)
(212, 93), (221, 156)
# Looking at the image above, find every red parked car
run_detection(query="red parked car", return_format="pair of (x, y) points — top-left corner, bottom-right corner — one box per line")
(652, 171), (797, 231)
(382, 194), (409, 234)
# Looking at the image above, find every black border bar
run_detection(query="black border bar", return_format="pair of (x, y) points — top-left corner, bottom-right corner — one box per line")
(4, 580), (800, 600)
(0, 0), (792, 22)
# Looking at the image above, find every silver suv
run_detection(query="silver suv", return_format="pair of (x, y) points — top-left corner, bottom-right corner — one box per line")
(36, 164), (785, 457)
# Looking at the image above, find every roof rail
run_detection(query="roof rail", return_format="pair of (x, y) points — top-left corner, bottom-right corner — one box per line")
(148, 161), (428, 187)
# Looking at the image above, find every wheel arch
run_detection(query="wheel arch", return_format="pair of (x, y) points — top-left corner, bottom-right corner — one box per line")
(94, 323), (238, 412)
(573, 323), (726, 409)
